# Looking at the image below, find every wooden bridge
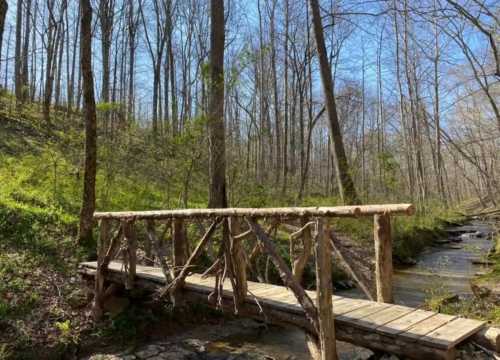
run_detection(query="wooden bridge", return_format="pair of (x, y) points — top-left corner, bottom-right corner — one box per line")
(79, 204), (489, 360)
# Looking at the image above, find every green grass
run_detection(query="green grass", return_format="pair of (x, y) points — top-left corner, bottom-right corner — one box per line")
(427, 295), (500, 326)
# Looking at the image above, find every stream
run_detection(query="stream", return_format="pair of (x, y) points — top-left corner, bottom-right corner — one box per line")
(338, 220), (495, 306)
(391, 220), (495, 306)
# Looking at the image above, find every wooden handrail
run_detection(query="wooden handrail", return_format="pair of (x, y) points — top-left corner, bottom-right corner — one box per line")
(94, 204), (414, 220)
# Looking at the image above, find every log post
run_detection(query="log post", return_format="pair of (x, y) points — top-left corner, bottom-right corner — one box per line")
(229, 217), (248, 308)
(374, 214), (393, 303)
(172, 218), (187, 305)
(92, 218), (111, 320)
(315, 218), (338, 360)
(123, 220), (137, 290)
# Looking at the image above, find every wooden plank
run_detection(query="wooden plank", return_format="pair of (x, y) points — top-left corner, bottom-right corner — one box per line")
(246, 282), (273, 292)
(332, 299), (372, 316)
(336, 303), (390, 322)
(399, 314), (456, 342)
(377, 309), (436, 336)
(262, 293), (302, 311)
(187, 275), (216, 286)
(353, 305), (415, 330)
(248, 284), (284, 297)
(419, 318), (486, 349)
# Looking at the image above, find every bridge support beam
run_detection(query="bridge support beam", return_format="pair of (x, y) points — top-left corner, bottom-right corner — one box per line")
(374, 214), (393, 303)
(315, 218), (338, 360)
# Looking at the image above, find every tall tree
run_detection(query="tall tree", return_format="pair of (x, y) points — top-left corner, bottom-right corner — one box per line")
(79, 0), (98, 246)
(0, 0), (8, 77)
(308, 0), (359, 205)
(14, 0), (22, 101)
(207, 0), (227, 208)
(98, 0), (115, 130)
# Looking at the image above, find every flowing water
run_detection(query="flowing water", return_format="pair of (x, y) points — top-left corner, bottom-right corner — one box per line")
(338, 220), (495, 306)
(391, 221), (495, 306)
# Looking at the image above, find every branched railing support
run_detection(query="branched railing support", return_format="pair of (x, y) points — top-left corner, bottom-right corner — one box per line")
(164, 219), (221, 296)
(245, 217), (319, 334)
(291, 218), (314, 283)
(147, 219), (174, 283)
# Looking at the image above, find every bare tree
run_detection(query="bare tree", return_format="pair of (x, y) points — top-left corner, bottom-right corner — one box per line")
(0, 0), (8, 78)
(309, 0), (359, 205)
(79, 0), (98, 246)
(207, 0), (227, 208)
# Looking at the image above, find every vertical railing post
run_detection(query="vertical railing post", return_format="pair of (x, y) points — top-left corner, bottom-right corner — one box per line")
(374, 213), (393, 303)
(229, 217), (247, 308)
(92, 218), (111, 320)
(315, 218), (337, 360)
(123, 220), (137, 290)
(172, 218), (187, 305)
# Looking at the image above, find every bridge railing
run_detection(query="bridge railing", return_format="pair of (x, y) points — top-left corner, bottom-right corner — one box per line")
(91, 203), (414, 359)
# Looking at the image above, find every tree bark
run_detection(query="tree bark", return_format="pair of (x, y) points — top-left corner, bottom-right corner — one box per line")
(14, 0), (22, 101)
(78, 0), (98, 247)
(309, 0), (359, 205)
(207, 0), (227, 208)
(0, 0), (8, 78)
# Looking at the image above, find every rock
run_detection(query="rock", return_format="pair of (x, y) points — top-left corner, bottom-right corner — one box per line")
(68, 288), (90, 309)
(135, 344), (164, 359)
(471, 282), (492, 299)
(147, 345), (194, 359)
(87, 355), (122, 360)
(183, 338), (208, 353)
(103, 296), (130, 317)
(375, 354), (400, 360)
(433, 239), (451, 245)
(441, 294), (460, 305)
(470, 281), (500, 304)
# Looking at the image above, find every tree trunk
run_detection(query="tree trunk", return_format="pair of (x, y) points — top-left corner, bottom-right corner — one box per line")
(0, 0), (8, 79)
(78, 0), (98, 247)
(14, 0), (22, 101)
(207, 0), (227, 209)
(309, 0), (359, 205)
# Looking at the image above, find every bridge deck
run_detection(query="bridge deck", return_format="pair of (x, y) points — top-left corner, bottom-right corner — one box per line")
(79, 261), (485, 360)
